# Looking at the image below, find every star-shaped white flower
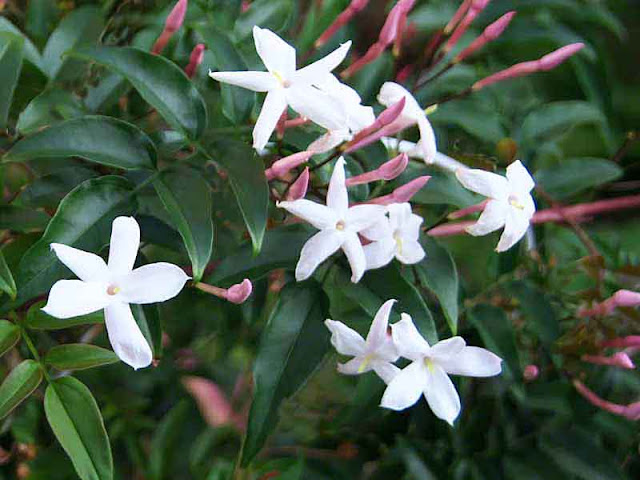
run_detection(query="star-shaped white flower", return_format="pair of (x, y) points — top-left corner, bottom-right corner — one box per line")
(278, 157), (386, 283)
(377, 81), (437, 163)
(209, 26), (352, 150)
(42, 216), (189, 370)
(381, 314), (503, 425)
(455, 160), (536, 252)
(325, 299), (400, 384)
(361, 203), (425, 270)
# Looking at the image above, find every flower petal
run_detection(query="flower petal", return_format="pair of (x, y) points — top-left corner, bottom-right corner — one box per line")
(395, 238), (425, 265)
(417, 117), (437, 163)
(360, 216), (392, 242)
(307, 129), (350, 154)
(50, 243), (109, 282)
(465, 199), (507, 237)
(120, 263), (189, 304)
(337, 357), (368, 375)
(346, 204), (388, 232)
(253, 89), (287, 150)
(42, 280), (109, 319)
(363, 238), (396, 270)
(495, 206), (531, 252)
(423, 364), (461, 425)
(108, 216), (140, 276)
(377, 81), (422, 122)
(456, 168), (509, 199)
(438, 346), (503, 377)
(342, 232), (366, 283)
(391, 313), (431, 361)
(506, 160), (535, 193)
(104, 302), (153, 370)
(286, 83), (346, 131)
(293, 41), (352, 85)
(366, 299), (399, 361)
(380, 360), (427, 410)
(429, 336), (466, 361)
(208, 70), (277, 92)
(253, 26), (296, 78)
(327, 157), (349, 215)
(372, 361), (401, 384)
(277, 199), (337, 229)
(295, 230), (343, 281)
(324, 319), (366, 356)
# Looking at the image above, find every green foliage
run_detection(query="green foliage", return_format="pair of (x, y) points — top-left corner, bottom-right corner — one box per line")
(0, 359), (43, 419)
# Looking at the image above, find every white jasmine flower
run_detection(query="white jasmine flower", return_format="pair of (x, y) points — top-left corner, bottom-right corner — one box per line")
(362, 203), (425, 270)
(209, 26), (351, 150)
(455, 160), (536, 252)
(377, 82), (437, 163)
(381, 314), (502, 425)
(42, 217), (189, 370)
(325, 299), (400, 383)
(277, 157), (386, 283)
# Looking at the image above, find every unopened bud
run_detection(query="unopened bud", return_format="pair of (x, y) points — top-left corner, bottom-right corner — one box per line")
(443, 0), (491, 53)
(523, 364), (539, 381)
(185, 43), (205, 78)
(579, 289), (640, 317)
(265, 151), (314, 181)
(368, 175), (430, 205)
(444, 0), (471, 35)
(287, 167), (310, 200)
(346, 98), (406, 152)
(225, 279), (253, 304)
(455, 11), (516, 63)
(582, 352), (636, 370)
(574, 380), (640, 421)
(379, 0), (415, 47)
(538, 43), (585, 70)
(315, 0), (369, 48)
(346, 153), (408, 186)
(341, 42), (386, 79)
(152, 0), (188, 54)
(601, 335), (640, 349)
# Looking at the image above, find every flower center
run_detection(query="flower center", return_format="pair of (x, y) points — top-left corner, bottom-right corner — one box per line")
(335, 220), (346, 231)
(106, 285), (121, 296)
(508, 194), (525, 210)
(273, 70), (291, 88)
(393, 230), (403, 254)
(358, 354), (374, 373)
(424, 357), (436, 372)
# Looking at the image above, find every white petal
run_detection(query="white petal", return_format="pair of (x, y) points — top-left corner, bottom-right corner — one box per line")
(42, 280), (109, 319)
(456, 168), (509, 200)
(337, 357), (368, 375)
(363, 238), (396, 270)
(293, 41), (352, 85)
(380, 360), (427, 410)
(391, 313), (431, 361)
(327, 157), (349, 216)
(286, 83), (346, 131)
(120, 263), (189, 304)
(253, 89), (287, 150)
(360, 216), (392, 242)
(277, 199), (337, 230)
(438, 346), (503, 377)
(423, 364), (461, 425)
(372, 361), (401, 384)
(324, 319), (366, 356)
(104, 302), (153, 370)
(346, 205), (388, 232)
(208, 70), (278, 92)
(342, 232), (367, 283)
(395, 239), (425, 265)
(506, 160), (535, 193)
(429, 336), (466, 361)
(377, 81), (423, 121)
(387, 203), (411, 231)
(348, 105), (376, 133)
(495, 207), (531, 252)
(307, 129), (350, 154)
(366, 299), (399, 361)
(50, 243), (109, 282)
(400, 212), (423, 241)
(108, 217), (140, 276)
(417, 118), (437, 163)
(295, 230), (343, 281)
(465, 199), (507, 237)
(253, 26), (296, 79)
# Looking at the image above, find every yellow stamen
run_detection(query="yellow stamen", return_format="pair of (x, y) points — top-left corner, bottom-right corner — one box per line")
(424, 358), (435, 372)
(393, 231), (403, 255)
(508, 195), (525, 210)
(272, 71), (291, 88)
(358, 355), (373, 373)
(335, 220), (346, 231)
(107, 285), (121, 296)
(424, 104), (438, 115)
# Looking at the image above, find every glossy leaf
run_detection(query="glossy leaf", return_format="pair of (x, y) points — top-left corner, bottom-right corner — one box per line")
(0, 250), (17, 299)
(16, 89), (87, 134)
(0, 319), (20, 357)
(17, 166), (98, 208)
(535, 157), (622, 198)
(45, 344), (118, 371)
(153, 167), (213, 282)
(69, 46), (207, 139)
(0, 32), (24, 129)
(0, 205), (50, 232)
(0, 17), (44, 71)
(234, 0), (294, 39)
(0, 360), (43, 420)
(25, 300), (104, 330)
(5, 116), (157, 170)
(44, 376), (113, 480)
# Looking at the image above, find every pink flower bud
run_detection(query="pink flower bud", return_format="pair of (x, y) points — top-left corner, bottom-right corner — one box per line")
(443, 0), (491, 53)
(574, 380), (640, 421)
(346, 153), (408, 186)
(184, 43), (205, 78)
(538, 43), (585, 70)
(265, 151), (314, 181)
(152, 0), (188, 54)
(287, 168), (310, 201)
(315, 0), (369, 48)
(346, 98), (406, 151)
(225, 279), (253, 304)
(600, 335), (640, 349)
(444, 0), (471, 34)
(379, 0), (415, 47)
(241, 0), (251, 13)
(182, 376), (234, 427)
(455, 11), (516, 63)
(341, 42), (386, 79)
(579, 289), (640, 317)
(368, 175), (430, 205)
(284, 116), (309, 129)
(276, 110), (288, 139)
(582, 352), (636, 370)
(523, 364), (539, 381)
(448, 199), (489, 219)
(395, 64), (413, 83)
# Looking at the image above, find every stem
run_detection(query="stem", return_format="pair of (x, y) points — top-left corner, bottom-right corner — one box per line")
(20, 327), (52, 382)
(193, 282), (226, 298)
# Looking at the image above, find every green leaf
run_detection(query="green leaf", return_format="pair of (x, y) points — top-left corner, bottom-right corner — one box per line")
(131, 303), (162, 359)
(0, 319), (20, 357)
(0, 33), (25, 129)
(0, 205), (50, 232)
(10, 176), (136, 309)
(415, 236), (459, 335)
(234, 0), (294, 39)
(0, 250), (17, 299)
(42, 6), (104, 81)
(149, 401), (190, 480)
(431, 99), (507, 144)
(16, 89), (87, 135)
(0, 17), (44, 71)
(207, 140), (268, 253)
(0, 359), (43, 419)
(535, 157), (622, 198)
(153, 167), (213, 281)
(44, 376), (113, 480)
(507, 281), (560, 347)
(69, 46), (207, 139)
(25, 300), (104, 330)
(45, 344), (118, 371)
(242, 283), (329, 465)
(16, 166), (98, 208)
(5, 116), (157, 170)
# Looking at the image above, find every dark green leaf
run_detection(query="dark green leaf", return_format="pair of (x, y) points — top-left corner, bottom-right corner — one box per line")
(45, 344), (118, 370)
(535, 157), (622, 198)
(0, 250), (17, 299)
(17, 89), (87, 134)
(508, 281), (560, 347)
(44, 376), (113, 480)
(0, 205), (50, 232)
(431, 99), (507, 144)
(0, 359), (43, 419)
(17, 166), (98, 208)
(0, 32), (25, 128)
(242, 283), (329, 465)
(0, 319), (20, 357)
(69, 46), (207, 139)
(5, 116), (157, 170)
(25, 300), (104, 330)
(234, 0), (294, 39)
(153, 167), (213, 281)
(149, 401), (190, 480)
(0, 17), (44, 71)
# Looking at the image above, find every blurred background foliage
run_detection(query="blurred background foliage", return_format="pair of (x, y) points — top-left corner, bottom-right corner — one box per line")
(0, 0), (638, 479)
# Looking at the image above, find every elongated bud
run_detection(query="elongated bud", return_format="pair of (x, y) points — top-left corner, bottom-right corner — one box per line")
(368, 175), (430, 205)
(443, 0), (491, 53)
(448, 199), (488, 219)
(538, 42), (585, 70)
(287, 168), (310, 200)
(523, 364), (539, 381)
(341, 42), (386, 79)
(182, 376), (234, 427)
(276, 110), (288, 139)
(444, 0), (471, 34)
(579, 289), (640, 317)
(379, 0), (415, 47)
(225, 279), (253, 304)
(582, 352), (636, 370)
(185, 43), (205, 78)
(346, 153), (408, 186)
(601, 335), (640, 349)
(284, 116), (309, 129)
(315, 0), (369, 48)
(346, 97), (406, 151)
(265, 151), (314, 181)
(455, 11), (515, 63)
(574, 380), (640, 420)
(152, 0), (188, 54)
(395, 64), (413, 83)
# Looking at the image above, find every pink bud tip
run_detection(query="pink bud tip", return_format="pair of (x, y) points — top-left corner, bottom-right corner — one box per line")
(538, 42), (584, 71)
(578, 290), (640, 317)
(315, 0), (369, 48)
(523, 364), (539, 381)
(287, 168), (310, 201)
(573, 380), (640, 421)
(379, 0), (415, 47)
(346, 97), (406, 152)
(225, 279), (253, 304)
(601, 335), (640, 349)
(369, 175), (430, 205)
(485, 11), (516, 39)
(265, 151), (314, 181)
(185, 43), (205, 78)
(182, 376), (234, 427)
(582, 352), (636, 370)
(166, 0), (188, 32)
(379, 153), (409, 180)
